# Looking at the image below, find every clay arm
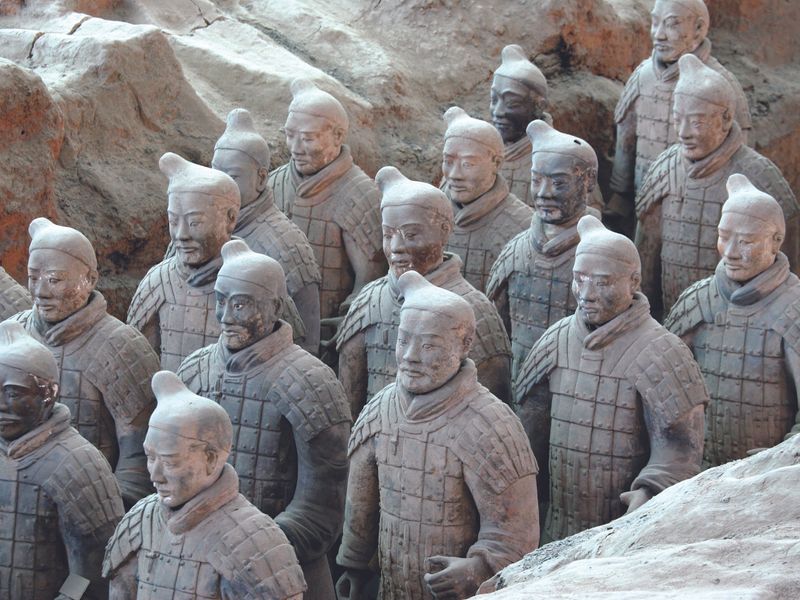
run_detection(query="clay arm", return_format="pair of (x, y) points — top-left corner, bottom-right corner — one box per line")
(516, 381), (552, 509)
(607, 117), (637, 220)
(476, 354), (512, 405)
(338, 333), (369, 419)
(782, 343), (800, 439)
(342, 231), (385, 308)
(60, 517), (119, 600)
(293, 282), (321, 354)
(782, 212), (800, 277)
(489, 281), (512, 339)
(634, 195), (664, 320)
(274, 421), (350, 563)
(113, 414), (154, 508)
(107, 558), (138, 600)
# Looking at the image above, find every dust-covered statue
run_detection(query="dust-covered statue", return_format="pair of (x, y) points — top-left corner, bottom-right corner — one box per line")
(0, 321), (124, 600)
(665, 174), (800, 466)
(441, 106), (532, 292)
(177, 239), (351, 600)
(0, 267), (31, 320)
(636, 54), (799, 319)
(337, 166), (512, 418)
(103, 371), (308, 600)
(11, 217), (157, 506)
(336, 271), (538, 600)
(487, 120), (600, 380)
(515, 215), (708, 542)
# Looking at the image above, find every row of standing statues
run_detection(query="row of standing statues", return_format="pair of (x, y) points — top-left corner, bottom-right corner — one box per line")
(1, 1), (799, 598)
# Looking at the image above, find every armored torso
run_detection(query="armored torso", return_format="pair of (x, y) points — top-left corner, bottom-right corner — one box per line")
(500, 136), (533, 207)
(0, 267), (31, 320)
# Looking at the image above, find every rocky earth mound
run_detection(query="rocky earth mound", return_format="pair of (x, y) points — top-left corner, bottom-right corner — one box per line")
(480, 433), (800, 599)
(0, 0), (797, 319)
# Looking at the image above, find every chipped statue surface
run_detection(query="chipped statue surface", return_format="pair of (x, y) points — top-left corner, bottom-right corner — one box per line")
(103, 371), (307, 600)
(515, 215), (708, 543)
(177, 240), (351, 600)
(336, 270), (538, 600)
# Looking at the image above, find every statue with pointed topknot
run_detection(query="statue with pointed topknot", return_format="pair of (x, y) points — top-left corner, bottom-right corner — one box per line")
(269, 79), (386, 351)
(0, 321), (124, 600)
(336, 270), (538, 600)
(441, 106), (533, 292)
(336, 166), (511, 420)
(103, 371), (308, 600)
(0, 267), (31, 320)
(665, 174), (800, 467)
(636, 54), (799, 320)
(607, 0), (752, 236)
(177, 239), (351, 600)
(164, 108), (322, 354)
(515, 215), (708, 543)
(9, 217), (157, 507)
(487, 120), (601, 381)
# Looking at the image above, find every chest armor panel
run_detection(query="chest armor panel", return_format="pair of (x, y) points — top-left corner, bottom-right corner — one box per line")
(660, 169), (726, 310)
(546, 349), (648, 540)
(158, 274), (219, 373)
(634, 75), (677, 191)
(500, 154), (532, 208)
(447, 224), (506, 293)
(0, 460), (66, 600)
(693, 309), (795, 465)
(373, 417), (478, 600)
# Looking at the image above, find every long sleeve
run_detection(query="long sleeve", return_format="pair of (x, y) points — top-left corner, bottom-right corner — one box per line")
(782, 344), (800, 439)
(609, 67), (640, 198)
(635, 185), (665, 320)
(337, 437), (380, 571)
(338, 333), (369, 420)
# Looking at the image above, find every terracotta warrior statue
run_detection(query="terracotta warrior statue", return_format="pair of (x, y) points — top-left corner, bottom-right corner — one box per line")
(177, 240), (351, 600)
(0, 266), (31, 320)
(336, 271), (538, 600)
(10, 217), (156, 506)
(636, 54), (799, 319)
(515, 215), (708, 543)
(665, 174), (800, 466)
(487, 120), (601, 381)
(337, 166), (512, 419)
(103, 370), (307, 600)
(490, 44), (551, 208)
(608, 0), (751, 235)
(165, 108), (322, 353)
(269, 78), (385, 347)
(0, 321), (124, 600)
(441, 106), (533, 292)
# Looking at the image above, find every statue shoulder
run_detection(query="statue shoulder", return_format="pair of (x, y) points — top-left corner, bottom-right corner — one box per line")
(348, 384), (394, 456)
(514, 316), (570, 402)
(663, 276), (716, 338)
(126, 260), (172, 330)
(336, 276), (389, 348)
(486, 230), (529, 301)
(635, 144), (682, 218)
(102, 494), (160, 577)
(614, 59), (648, 123)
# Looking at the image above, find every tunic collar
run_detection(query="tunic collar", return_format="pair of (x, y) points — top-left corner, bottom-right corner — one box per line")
(529, 206), (599, 257)
(291, 145), (355, 201)
(574, 292), (651, 351)
(395, 359), (478, 422)
(714, 252), (791, 306)
(652, 38), (712, 81)
(387, 252), (463, 300)
(32, 291), (107, 347)
(161, 463), (240, 535)
(448, 175), (510, 229)
(683, 121), (743, 180)
(235, 187), (275, 232)
(217, 320), (295, 374)
(0, 403), (71, 461)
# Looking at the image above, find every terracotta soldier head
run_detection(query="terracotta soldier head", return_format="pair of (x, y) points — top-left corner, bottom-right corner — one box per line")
(528, 120), (598, 225)
(161, 152), (240, 268)
(215, 239), (287, 351)
(212, 108), (271, 208)
(573, 215), (642, 326)
(27, 217), (98, 325)
(650, 0), (709, 66)
(673, 53), (736, 162)
(376, 166), (453, 279)
(441, 106), (504, 205)
(395, 270), (475, 395)
(491, 44), (548, 145)
(0, 321), (59, 442)
(718, 174), (785, 282)
(145, 370), (233, 508)
(283, 79), (349, 176)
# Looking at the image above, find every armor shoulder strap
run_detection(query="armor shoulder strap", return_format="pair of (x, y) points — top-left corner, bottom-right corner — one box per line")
(769, 285), (800, 356)
(663, 276), (716, 338)
(514, 317), (569, 403)
(333, 166), (384, 258)
(614, 60), (645, 124)
(635, 144), (681, 219)
(454, 394), (538, 495)
(76, 316), (159, 423)
(267, 163), (295, 215)
(348, 385), (392, 456)
(176, 344), (215, 394)
(485, 231), (527, 301)
(126, 261), (169, 331)
(0, 268), (31, 320)
(270, 348), (352, 442)
(336, 277), (387, 349)
(102, 494), (157, 577)
(625, 327), (709, 429)
(465, 287), (512, 363)
(45, 431), (125, 536)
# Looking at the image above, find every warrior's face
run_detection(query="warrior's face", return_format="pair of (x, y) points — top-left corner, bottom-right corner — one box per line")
(650, 0), (704, 65)
(490, 74), (542, 145)
(395, 308), (468, 395)
(28, 249), (96, 324)
(168, 192), (235, 268)
(283, 111), (344, 176)
(572, 253), (640, 327)
(0, 364), (55, 442)
(442, 137), (499, 205)
(212, 148), (266, 208)
(382, 204), (448, 279)
(214, 276), (277, 351)
(673, 93), (732, 162)
(531, 151), (590, 225)
(717, 212), (780, 283)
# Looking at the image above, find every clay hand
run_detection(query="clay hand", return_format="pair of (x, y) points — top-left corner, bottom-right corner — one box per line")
(335, 568), (371, 600)
(423, 555), (491, 600)
(620, 487), (652, 514)
(319, 316), (345, 350)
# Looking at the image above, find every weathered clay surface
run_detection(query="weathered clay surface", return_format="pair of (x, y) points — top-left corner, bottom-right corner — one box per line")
(481, 433), (800, 599)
